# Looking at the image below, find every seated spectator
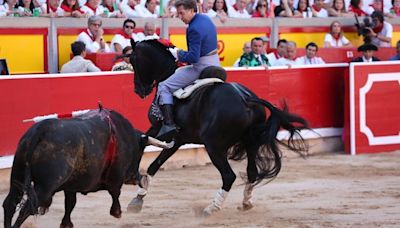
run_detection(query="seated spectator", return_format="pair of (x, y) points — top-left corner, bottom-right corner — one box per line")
(0, 0), (19, 16)
(366, 0), (390, 16)
(252, 0), (274, 17)
(267, 39), (287, 66)
(80, 0), (105, 16)
(294, 0), (311, 18)
(101, 0), (125, 17)
(324, 21), (352, 47)
(328, 0), (354, 17)
(275, 0), (300, 17)
(76, 15), (111, 53)
(121, 0), (140, 18)
(274, 41), (298, 66)
(348, 0), (368, 16)
(202, 0), (216, 17)
(164, 0), (177, 17)
(238, 37), (270, 67)
(366, 11), (393, 47)
(136, 21), (160, 40)
(112, 46), (134, 71)
(111, 19), (142, 52)
(260, 36), (269, 54)
(16, 0), (38, 16)
(296, 42), (325, 65)
(59, 0), (86, 17)
(389, 0), (400, 17)
(351, 43), (380, 62)
(310, 0), (328, 17)
(136, 0), (161, 17)
(228, 0), (251, 18)
(233, 41), (251, 67)
(41, 0), (64, 17)
(61, 41), (101, 73)
(389, 40), (400, 60)
(211, 0), (228, 22)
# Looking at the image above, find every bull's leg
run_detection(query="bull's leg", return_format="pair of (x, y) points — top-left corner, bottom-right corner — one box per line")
(108, 189), (122, 218)
(202, 145), (236, 216)
(3, 184), (24, 228)
(127, 144), (180, 213)
(12, 198), (35, 228)
(60, 191), (76, 228)
(238, 144), (258, 211)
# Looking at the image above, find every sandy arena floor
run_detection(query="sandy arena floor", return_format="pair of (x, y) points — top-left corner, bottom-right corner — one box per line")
(0, 151), (399, 227)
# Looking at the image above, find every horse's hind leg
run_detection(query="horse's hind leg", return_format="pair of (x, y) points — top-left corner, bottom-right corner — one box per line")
(127, 144), (181, 213)
(238, 144), (258, 211)
(61, 191), (76, 228)
(3, 183), (24, 228)
(202, 145), (236, 216)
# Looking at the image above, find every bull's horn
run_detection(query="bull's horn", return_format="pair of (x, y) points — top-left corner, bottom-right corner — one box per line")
(146, 136), (175, 149)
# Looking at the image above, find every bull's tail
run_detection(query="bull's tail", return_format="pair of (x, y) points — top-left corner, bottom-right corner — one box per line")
(229, 96), (309, 186)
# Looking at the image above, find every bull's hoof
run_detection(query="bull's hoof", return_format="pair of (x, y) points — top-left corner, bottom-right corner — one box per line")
(237, 202), (254, 211)
(127, 197), (143, 213)
(110, 208), (122, 218)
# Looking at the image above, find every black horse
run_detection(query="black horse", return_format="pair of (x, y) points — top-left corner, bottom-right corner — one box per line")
(128, 39), (308, 215)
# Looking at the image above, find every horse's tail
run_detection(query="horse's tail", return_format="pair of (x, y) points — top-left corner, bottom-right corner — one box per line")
(229, 96), (309, 185)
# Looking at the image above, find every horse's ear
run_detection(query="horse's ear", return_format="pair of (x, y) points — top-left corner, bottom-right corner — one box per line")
(130, 38), (137, 52)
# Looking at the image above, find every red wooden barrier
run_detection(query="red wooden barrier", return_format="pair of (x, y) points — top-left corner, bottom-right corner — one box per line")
(0, 65), (346, 156)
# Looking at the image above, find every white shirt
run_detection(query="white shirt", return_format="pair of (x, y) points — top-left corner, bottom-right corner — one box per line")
(0, 4), (12, 16)
(110, 33), (144, 52)
(266, 52), (284, 66)
(227, 5), (251, 18)
(60, 56), (101, 73)
(323, 33), (350, 47)
(76, 29), (111, 53)
(371, 21), (393, 47)
(121, 4), (141, 17)
(274, 58), (298, 66)
(203, 9), (217, 18)
(135, 4), (160, 17)
(363, 0), (392, 14)
(295, 56), (325, 65)
(362, 56), (373, 62)
(313, 7), (328, 18)
(80, 4), (105, 16)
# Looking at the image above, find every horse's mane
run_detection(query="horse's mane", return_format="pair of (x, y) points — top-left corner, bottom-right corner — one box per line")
(137, 40), (175, 60)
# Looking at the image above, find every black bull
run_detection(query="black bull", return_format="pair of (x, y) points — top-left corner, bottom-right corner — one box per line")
(3, 109), (147, 228)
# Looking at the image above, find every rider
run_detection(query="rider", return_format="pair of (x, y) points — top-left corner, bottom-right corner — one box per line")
(156, 0), (221, 141)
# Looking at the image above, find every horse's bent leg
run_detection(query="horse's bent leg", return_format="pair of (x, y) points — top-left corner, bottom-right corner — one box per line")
(238, 183), (255, 211)
(3, 184), (24, 228)
(61, 191), (76, 228)
(203, 145), (236, 216)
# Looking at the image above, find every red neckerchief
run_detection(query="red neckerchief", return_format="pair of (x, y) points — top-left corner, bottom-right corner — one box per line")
(61, 4), (84, 13)
(105, 5), (114, 12)
(119, 30), (131, 39)
(252, 10), (268, 17)
(233, 3), (243, 13)
(48, 4), (58, 13)
(85, 2), (97, 13)
(349, 6), (367, 16)
(312, 4), (321, 12)
(129, 4), (136, 10)
(84, 29), (96, 41)
(391, 6), (400, 15)
(274, 51), (280, 59)
(332, 33), (340, 41)
(373, 23), (384, 34)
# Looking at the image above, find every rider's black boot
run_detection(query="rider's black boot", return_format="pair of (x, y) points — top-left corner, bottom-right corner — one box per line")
(156, 104), (177, 142)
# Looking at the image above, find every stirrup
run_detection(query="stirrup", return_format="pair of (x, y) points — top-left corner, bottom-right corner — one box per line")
(156, 124), (177, 142)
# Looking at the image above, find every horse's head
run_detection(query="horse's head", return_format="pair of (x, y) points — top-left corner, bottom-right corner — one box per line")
(130, 39), (178, 98)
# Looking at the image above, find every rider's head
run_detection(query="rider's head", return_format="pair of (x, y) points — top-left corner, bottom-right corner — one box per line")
(175, 0), (197, 24)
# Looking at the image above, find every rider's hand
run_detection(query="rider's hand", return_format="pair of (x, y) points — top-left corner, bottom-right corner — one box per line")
(168, 47), (180, 61)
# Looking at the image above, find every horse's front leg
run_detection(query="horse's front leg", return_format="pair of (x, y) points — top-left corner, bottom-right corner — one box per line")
(202, 145), (236, 216)
(127, 144), (181, 213)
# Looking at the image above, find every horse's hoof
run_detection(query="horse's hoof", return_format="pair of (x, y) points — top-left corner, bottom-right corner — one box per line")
(237, 203), (254, 211)
(127, 197), (143, 213)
